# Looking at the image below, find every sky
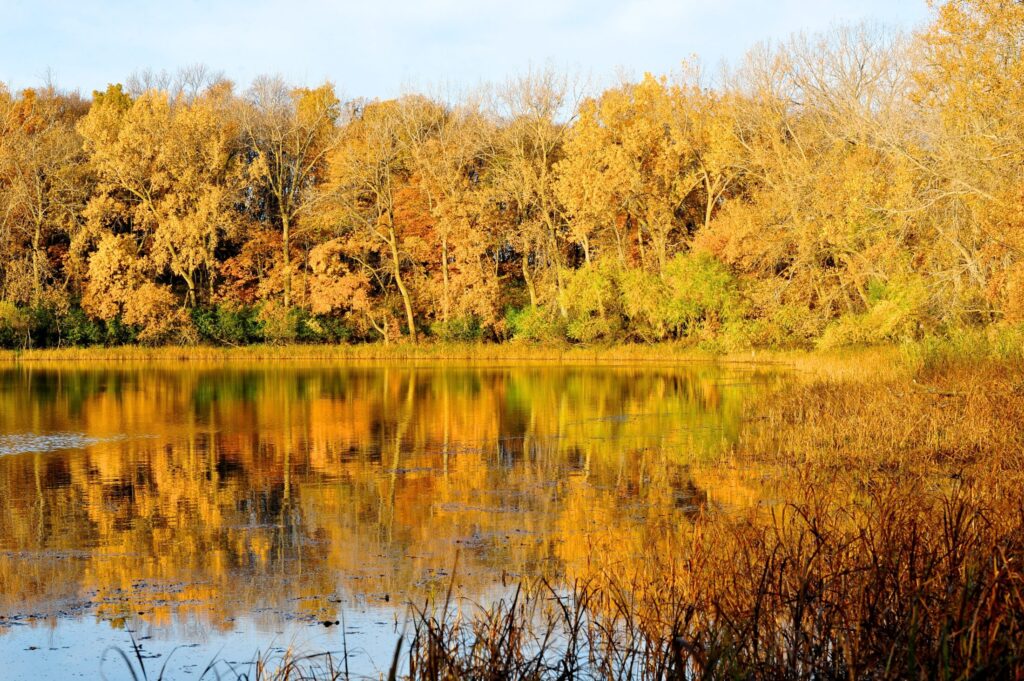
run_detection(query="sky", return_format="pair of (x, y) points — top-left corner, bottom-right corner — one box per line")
(1, 0), (931, 98)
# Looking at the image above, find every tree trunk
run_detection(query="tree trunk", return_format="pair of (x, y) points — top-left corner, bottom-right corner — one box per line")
(31, 219), (43, 305)
(636, 217), (646, 269)
(282, 212), (292, 309)
(442, 236), (450, 325)
(367, 311), (390, 345)
(546, 223), (568, 318)
(389, 227), (417, 343)
(522, 255), (538, 307)
(554, 262), (567, 318)
(703, 175), (716, 230)
(184, 273), (197, 308)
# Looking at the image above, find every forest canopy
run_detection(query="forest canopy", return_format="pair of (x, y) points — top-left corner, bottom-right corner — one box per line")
(1, 0), (1023, 349)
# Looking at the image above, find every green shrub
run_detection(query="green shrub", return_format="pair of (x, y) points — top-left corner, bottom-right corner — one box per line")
(708, 320), (760, 352)
(0, 302), (30, 349)
(257, 301), (299, 344)
(818, 276), (929, 349)
(505, 305), (566, 342)
(432, 315), (483, 342)
(193, 305), (263, 345)
(743, 304), (823, 349)
(103, 316), (139, 346)
(295, 310), (352, 343)
(62, 307), (104, 347)
(560, 263), (621, 343)
(661, 252), (744, 338)
(618, 267), (670, 342)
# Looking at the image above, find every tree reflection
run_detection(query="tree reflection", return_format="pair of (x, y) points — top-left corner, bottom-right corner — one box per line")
(0, 363), (770, 631)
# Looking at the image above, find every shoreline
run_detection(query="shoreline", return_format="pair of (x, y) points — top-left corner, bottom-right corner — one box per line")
(0, 341), (890, 367)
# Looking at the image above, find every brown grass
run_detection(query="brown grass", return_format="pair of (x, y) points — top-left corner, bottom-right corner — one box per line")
(741, 360), (1024, 472)
(393, 475), (1023, 679)
(0, 340), (893, 373)
(395, 357), (1024, 680)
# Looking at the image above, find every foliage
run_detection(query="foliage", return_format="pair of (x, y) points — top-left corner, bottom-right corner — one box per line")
(560, 261), (621, 342)
(61, 306), (105, 346)
(257, 301), (299, 344)
(192, 304), (263, 345)
(505, 305), (566, 343)
(661, 252), (744, 338)
(818, 276), (930, 349)
(1, 4), (1023, 350)
(431, 314), (483, 342)
(743, 304), (823, 349)
(0, 301), (30, 349)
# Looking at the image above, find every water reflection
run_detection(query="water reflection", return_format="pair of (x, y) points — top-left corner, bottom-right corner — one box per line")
(0, 361), (774, 675)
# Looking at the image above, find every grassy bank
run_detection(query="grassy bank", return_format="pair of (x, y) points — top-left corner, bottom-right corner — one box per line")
(3, 327), (1021, 370)
(0, 340), (783, 363)
(0, 340), (921, 387)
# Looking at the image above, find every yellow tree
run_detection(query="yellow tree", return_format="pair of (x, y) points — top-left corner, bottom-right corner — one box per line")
(912, 0), (1024, 321)
(77, 84), (242, 309)
(154, 82), (245, 304)
(323, 98), (423, 342)
(554, 95), (625, 265)
(487, 68), (574, 311)
(243, 79), (340, 308)
(399, 95), (501, 333)
(556, 74), (697, 274)
(697, 26), (924, 342)
(666, 75), (746, 232)
(0, 87), (89, 305)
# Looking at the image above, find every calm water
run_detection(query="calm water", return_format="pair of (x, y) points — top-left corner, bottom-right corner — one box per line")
(0, 361), (775, 679)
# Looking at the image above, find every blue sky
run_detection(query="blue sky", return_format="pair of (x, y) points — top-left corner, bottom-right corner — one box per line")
(1, 0), (931, 97)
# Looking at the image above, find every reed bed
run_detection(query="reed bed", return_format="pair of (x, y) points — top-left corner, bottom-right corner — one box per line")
(741, 362), (1024, 473)
(398, 479), (1023, 680)
(0, 340), (875, 371)
(393, 355), (1024, 680)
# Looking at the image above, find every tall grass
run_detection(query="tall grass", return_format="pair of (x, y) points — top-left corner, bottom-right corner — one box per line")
(104, 635), (352, 681)
(403, 353), (1024, 679)
(0, 340), (910, 387)
(0, 340), (763, 364)
(901, 327), (1024, 375)
(399, 477), (1023, 680)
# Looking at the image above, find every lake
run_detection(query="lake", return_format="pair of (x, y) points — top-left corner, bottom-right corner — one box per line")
(0, 361), (778, 679)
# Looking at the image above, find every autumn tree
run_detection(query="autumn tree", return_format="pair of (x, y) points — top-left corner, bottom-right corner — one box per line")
(397, 94), (502, 335)
(692, 26), (925, 344)
(322, 98), (425, 342)
(555, 74), (699, 274)
(73, 82), (244, 341)
(0, 86), (89, 307)
(243, 78), (340, 309)
(910, 0), (1024, 322)
(487, 68), (576, 312)
(77, 83), (243, 306)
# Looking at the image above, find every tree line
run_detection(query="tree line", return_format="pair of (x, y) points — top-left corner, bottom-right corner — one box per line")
(1, 0), (1022, 349)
